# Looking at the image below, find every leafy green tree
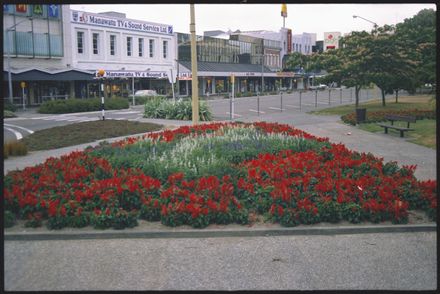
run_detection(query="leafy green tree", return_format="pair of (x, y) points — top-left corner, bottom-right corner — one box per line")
(325, 31), (372, 107)
(395, 9), (436, 87)
(368, 25), (417, 106)
(285, 52), (309, 72)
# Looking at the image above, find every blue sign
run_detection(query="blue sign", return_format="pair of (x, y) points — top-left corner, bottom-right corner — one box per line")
(167, 26), (173, 34)
(4, 4), (11, 13)
(48, 4), (59, 18)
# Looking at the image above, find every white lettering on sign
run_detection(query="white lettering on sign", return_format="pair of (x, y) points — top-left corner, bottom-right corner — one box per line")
(95, 70), (168, 79)
(72, 10), (173, 35)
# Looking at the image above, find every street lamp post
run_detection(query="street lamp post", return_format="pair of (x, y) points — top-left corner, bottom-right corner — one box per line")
(353, 15), (378, 29)
(6, 18), (31, 104)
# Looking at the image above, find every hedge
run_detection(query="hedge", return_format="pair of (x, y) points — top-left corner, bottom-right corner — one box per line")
(341, 109), (436, 125)
(38, 98), (129, 114)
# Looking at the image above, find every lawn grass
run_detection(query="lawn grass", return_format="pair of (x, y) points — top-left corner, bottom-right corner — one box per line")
(309, 95), (435, 116)
(358, 119), (436, 149)
(21, 120), (164, 151)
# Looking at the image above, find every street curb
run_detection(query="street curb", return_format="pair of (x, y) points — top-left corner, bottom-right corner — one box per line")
(4, 224), (436, 241)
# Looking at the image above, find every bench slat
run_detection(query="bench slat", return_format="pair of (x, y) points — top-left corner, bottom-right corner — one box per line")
(384, 115), (416, 123)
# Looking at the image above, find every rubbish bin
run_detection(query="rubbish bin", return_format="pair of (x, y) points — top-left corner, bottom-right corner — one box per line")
(355, 108), (366, 123)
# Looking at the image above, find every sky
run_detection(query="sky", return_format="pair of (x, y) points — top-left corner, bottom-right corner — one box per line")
(70, 3), (436, 40)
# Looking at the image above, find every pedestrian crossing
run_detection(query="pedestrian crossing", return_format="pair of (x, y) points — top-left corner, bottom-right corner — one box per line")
(29, 111), (143, 123)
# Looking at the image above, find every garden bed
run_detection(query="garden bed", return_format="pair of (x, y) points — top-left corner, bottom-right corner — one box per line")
(4, 122), (437, 230)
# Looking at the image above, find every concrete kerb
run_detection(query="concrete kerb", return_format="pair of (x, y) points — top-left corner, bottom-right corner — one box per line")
(4, 224), (436, 241)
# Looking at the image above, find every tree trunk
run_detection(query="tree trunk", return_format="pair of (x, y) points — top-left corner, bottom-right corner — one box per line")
(395, 90), (399, 103)
(381, 89), (386, 106)
(355, 85), (360, 107)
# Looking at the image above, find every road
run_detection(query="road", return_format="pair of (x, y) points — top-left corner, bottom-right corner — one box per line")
(3, 108), (145, 143)
(4, 232), (436, 291)
(3, 87), (391, 143)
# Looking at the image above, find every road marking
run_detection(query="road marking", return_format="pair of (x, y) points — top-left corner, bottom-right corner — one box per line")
(4, 126), (23, 140)
(317, 101), (329, 105)
(3, 123), (34, 134)
(301, 103), (315, 106)
(285, 104), (299, 108)
(114, 111), (140, 115)
(268, 107), (285, 111)
(225, 112), (242, 117)
(248, 109), (264, 114)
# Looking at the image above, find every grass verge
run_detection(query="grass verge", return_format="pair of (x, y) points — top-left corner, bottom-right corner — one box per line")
(20, 120), (164, 151)
(358, 119), (436, 149)
(309, 95), (435, 116)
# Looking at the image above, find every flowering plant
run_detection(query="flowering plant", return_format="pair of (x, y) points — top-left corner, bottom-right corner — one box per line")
(3, 122), (436, 230)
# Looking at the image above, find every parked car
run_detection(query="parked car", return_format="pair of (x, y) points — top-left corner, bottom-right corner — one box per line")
(134, 89), (158, 97)
(309, 84), (328, 90)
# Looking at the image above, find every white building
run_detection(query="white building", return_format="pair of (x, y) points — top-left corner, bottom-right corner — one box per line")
(292, 33), (317, 55)
(3, 4), (178, 104)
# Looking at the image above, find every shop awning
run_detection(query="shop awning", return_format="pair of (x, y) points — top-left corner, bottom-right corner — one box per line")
(178, 61), (296, 78)
(3, 69), (95, 81)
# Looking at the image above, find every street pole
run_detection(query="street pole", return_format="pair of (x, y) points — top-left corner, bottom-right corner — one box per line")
(328, 89), (331, 105)
(101, 81), (105, 120)
(7, 31), (13, 104)
(261, 55), (264, 95)
(22, 85), (26, 111)
(315, 90), (317, 108)
(132, 76), (135, 106)
(299, 90), (302, 111)
(190, 4), (199, 124)
(171, 68), (176, 103)
(257, 92), (260, 116)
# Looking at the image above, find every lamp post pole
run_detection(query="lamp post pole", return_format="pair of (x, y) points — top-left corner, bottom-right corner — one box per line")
(261, 54), (264, 95)
(353, 15), (378, 29)
(190, 4), (199, 124)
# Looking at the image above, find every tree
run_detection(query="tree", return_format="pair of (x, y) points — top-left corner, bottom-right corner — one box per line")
(325, 31), (372, 107)
(395, 9), (436, 88)
(285, 52), (309, 71)
(367, 25), (417, 106)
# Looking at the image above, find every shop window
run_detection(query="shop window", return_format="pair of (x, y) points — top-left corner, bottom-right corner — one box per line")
(139, 38), (144, 57)
(110, 35), (116, 56)
(163, 40), (168, 59)
(149, 39), (154, 58)
(127, 36), (132, 56)
(92, 33), (99, 55)
(77, 31), (84, 54)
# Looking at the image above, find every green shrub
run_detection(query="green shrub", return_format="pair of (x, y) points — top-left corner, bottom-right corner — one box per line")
(4, 100), (16, 112)
(317, 201), (342, 223)
(144, 98), (212, 121)
(39, 97), (129, 114)
(341, 109), (436, 125)
(111, 209), (138, 229)
(47, 216), (68, 230)
(4, 110), (17, 118)
(4, 141), (28, 157)
(4, 210), (16, 228)
(132, 95), (166, 106)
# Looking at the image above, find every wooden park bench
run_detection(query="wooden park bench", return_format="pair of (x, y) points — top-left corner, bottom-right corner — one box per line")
(377, 114), (416, 138)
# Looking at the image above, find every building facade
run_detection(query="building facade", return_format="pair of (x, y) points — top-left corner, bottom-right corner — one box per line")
(3, 4), (178, 105)
(177, 32), (296, 96)
(69, 9), (176, 98)
(3, 4), (71, 105)
(292, 32), (317, 55)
